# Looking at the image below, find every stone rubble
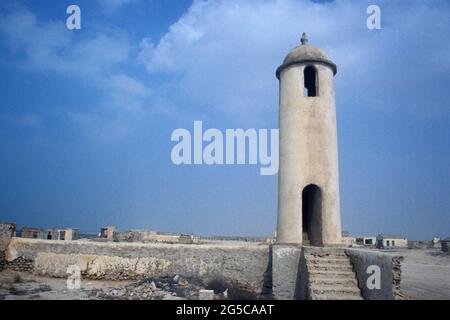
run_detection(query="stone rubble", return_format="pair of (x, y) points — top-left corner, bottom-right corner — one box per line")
(392, 256), (406, 300)
(90, 275), (227, 300)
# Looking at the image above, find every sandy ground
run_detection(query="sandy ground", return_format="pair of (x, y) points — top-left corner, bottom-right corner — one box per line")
(388, 249), (450, 300)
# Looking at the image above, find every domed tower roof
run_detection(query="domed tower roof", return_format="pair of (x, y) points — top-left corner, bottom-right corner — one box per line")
(276, 33), (337, 79)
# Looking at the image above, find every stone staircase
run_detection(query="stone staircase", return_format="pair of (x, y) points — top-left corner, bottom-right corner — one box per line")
(304, 247), (363, 300)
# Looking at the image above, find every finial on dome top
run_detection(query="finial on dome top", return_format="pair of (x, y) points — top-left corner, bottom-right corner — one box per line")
(301, 32), (308, 45)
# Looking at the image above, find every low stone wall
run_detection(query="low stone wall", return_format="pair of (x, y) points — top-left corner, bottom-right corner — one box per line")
(345, 248), (404, 300)
(0, 223), (16, 251)
(0, 251), (6, 271)
(6, 237), (270, 296)
(0, 223), (16, 272)
(271, 244), (303, 300)
(442, 240), (450, 252)
(3, 256), (34, 272)
(3, 237), (405, 300)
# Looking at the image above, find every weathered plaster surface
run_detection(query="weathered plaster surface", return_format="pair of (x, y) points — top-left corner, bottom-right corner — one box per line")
(6, 237), (270, 294)
(271, 244), (303, 300)
(346, 248), (404, 300)
(277, 61), (341, 246)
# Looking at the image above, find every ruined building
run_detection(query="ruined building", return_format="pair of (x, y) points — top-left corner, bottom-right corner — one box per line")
(20, 227), (78, 241)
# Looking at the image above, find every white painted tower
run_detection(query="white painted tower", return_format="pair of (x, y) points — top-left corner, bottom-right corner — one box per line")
(276, 33), (342, 246)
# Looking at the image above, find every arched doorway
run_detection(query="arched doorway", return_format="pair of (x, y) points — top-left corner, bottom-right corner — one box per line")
(302, 184), (322, 246)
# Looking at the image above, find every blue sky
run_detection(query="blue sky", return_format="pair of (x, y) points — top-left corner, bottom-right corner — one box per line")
(0, 0), (449, 240)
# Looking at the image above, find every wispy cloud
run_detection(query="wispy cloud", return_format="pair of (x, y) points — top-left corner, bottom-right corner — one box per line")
(138, 0), (450, 124)
(0, 5), (152, 141)
(1, 0), (450, 138)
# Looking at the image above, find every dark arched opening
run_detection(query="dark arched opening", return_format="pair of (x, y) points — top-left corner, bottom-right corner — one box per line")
(302, 184), (322, 246)
(304, 66), (317, 97)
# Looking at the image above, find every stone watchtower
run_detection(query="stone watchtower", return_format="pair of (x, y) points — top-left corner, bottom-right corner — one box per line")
(276, 33), (342, 247)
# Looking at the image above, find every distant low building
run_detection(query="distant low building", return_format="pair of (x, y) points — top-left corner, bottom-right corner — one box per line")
(178, 234), (196, 244)
(100, 226), (118, 240)
(20, 227), (78, 241)
(21, 227), (45, 239)
(58, 228), (79, 240)
(112, 229), (200, 244)
(143, 232), (197, 244)
(376, 234), (407, 249)
(45, 229), (60, 240)
(355, 236), (377, 247)
(441, 238), (450, 253)
(115, 230), (157, 242)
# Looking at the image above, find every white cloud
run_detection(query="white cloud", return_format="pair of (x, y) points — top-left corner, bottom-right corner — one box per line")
(138, 0), (450, 124)
(0, 7), (131, 76)
(138, 0), (359, 124)
(1, 0), (450, 139)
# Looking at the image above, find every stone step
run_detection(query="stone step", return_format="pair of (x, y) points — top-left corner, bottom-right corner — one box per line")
(305, 252), (348, 259)
(309, 277), (358, 287)
(304, 250), (347, 255)
(311, 293), (363, 300)
(306, 249), (347, 254)
(308, 270), (356, 279)
(305, 251), (348, 258)
(308, 264), (353, 272)
(311, 284), (361, 295)
(305, 257), (352, 266)
(304, 246), (346, 251)
(304, 246), (363, 300)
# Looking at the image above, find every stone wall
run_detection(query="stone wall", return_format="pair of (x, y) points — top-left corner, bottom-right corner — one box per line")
(271, 244), (303, 300)
(0, 251), (6, 271)
(442, 240), (450, 252)
(6, 237), (270, 296)
(392, 256), (404, 299)
(345, 248), (404, 300)
(3, 236), (405, 300)
(0, 223), (16, 251)
(0, 223), (16, 271)
(3, 256), (34, 272)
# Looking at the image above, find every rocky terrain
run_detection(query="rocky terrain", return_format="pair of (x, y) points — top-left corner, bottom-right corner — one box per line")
(0, 270), (226, 300)
(91, 275), (226, 300)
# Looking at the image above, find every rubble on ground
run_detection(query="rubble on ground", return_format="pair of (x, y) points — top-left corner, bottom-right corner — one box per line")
(91, 275), (226, 300)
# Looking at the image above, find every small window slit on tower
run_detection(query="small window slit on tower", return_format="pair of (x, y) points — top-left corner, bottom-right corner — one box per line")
(304, 66), (317, 97)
